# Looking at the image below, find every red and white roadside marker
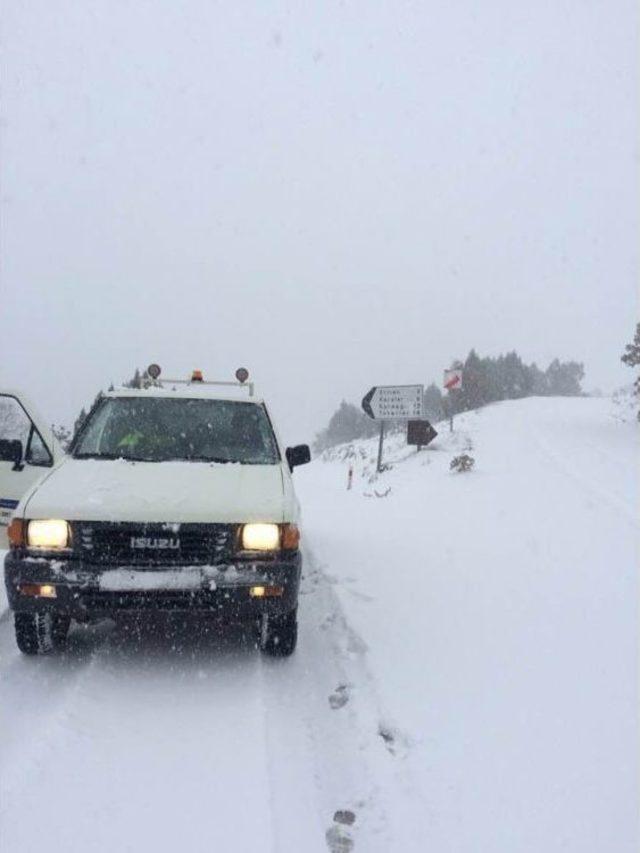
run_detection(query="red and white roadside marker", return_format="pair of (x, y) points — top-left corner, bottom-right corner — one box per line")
(443, 367), (463, 432)
(443, 368), (463, 391)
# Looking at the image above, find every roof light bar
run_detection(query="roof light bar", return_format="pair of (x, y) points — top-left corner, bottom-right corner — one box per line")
(153, 365), (255, 396)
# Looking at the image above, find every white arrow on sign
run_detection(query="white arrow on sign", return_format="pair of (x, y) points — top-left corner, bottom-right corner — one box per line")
(362, 385), (424, 420)
(443, 368), (463, 391)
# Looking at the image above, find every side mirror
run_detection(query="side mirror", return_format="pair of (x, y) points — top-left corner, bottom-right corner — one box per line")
(285, 444), (311, 471)
(0, 439), (23, 471)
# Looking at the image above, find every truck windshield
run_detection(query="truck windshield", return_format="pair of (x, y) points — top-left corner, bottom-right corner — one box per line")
(73, 397), (280, 464)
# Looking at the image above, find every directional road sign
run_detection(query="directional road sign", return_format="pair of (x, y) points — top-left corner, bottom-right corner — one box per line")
(407, 420), (438, 447)
(443, 368), (463, 391)
(362, 385), (423, 421)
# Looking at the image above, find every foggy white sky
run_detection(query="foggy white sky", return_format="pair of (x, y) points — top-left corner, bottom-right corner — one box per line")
(1, 1), (637, 443)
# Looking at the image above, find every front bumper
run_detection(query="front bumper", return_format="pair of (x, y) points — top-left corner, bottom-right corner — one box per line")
(4, 551), (301, 621)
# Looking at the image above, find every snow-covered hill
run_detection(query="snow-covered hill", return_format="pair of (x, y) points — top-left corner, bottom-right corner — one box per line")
(294, 395), (638, 851)
(0, 396), (637, 852)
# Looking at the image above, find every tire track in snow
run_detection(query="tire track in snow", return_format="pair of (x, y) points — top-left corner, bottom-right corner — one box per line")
(0, 619), (106, 806)
(1, 620), (279, 853)
(290, 544), (428, 851)
(0, 597), (388, 853)
(2, 550), (419, 853)
(523, 416), (638, 528)
(256, 550), (370, 853)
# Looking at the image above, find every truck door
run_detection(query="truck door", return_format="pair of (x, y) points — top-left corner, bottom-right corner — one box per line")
(0, 391), (62, 542)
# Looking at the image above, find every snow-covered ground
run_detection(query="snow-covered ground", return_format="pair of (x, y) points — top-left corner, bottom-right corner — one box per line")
(1, 396), (637, 852)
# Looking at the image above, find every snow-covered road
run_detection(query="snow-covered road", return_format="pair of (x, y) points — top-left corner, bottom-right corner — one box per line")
(1, 397), (637, 852)
(295, 396), (639, 852)
(0, 562), (383, 852)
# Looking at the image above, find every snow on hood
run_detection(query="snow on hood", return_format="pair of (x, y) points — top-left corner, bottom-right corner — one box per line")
(22, 458), (289, 524)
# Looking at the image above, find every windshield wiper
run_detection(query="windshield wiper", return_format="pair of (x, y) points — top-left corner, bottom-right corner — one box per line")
(74, 452), (159, 462)
(183, 455), (232, 464)
(183, 456), (274, 464)
(74, 452), (120, 460)
(74, 452), (269, 464)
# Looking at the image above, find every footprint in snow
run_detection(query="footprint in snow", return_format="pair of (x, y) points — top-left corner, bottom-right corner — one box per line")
(344, 587), (375, 604)
(325, 810), (356, 852)
(328, 684), (350, 710)
(320, 613), (337, 631)
(334, 810), (356, 826)
(378, 722), (410, 757)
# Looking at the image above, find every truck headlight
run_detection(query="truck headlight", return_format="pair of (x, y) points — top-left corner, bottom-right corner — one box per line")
(27, 519), (71, 550)
(241, 523), (280, 551)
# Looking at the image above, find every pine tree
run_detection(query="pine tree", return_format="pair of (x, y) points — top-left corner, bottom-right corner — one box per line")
(124, 369), (142, 389)
(461, 350), (488, 409)
(502, 351), (528, 399)
(74, 407), (87, 435)
(621, 323), (640, 373)
(621, 322), (640, 417)
(528, 362), (548, 396)
(314, 400), (378, 452)
(545, 359), (584, 396)
(423, 383), (444, 421)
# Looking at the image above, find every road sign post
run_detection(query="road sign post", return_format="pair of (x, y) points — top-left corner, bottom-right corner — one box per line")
(443, 394), (454, 433)
(376, 421), (385, 473)
(362, 384), (424, 473)
(407, 420), (438, 449)
(443, 367), (463, 432)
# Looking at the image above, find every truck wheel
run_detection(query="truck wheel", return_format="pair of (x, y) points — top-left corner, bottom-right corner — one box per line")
(260, 608), (298, 657)
(14, 612), (70, 655)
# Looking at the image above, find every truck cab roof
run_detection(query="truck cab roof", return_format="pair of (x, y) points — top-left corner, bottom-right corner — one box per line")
(103, 386), (266, 406)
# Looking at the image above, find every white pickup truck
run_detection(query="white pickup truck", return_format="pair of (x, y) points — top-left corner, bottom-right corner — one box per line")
(1, 369), (310, 656)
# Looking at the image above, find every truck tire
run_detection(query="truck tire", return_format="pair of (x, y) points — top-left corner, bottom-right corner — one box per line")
(14, 612), (70, 655)
(260, 608), (298, 657)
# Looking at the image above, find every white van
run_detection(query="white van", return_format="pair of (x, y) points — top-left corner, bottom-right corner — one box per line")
(1, 369), (310, 656)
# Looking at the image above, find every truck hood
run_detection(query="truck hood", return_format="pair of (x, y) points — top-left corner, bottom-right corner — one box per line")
(22, 458), (290, 524)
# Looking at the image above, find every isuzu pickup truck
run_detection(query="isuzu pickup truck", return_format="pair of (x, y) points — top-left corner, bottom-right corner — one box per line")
(1, 367), (310, 656)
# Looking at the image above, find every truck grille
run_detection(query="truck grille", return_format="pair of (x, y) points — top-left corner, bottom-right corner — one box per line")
(73, 522), (236, 566)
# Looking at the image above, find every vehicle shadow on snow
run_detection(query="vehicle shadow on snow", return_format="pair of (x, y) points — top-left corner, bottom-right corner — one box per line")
(63, 615), (261, 669)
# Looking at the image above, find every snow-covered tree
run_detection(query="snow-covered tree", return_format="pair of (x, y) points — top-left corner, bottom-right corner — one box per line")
(446, 349), (584, 416)
(73, 407), (88, 436)
(621, 322), (640, 419)
(125, 368), (142, 389)
(545, 359), (584, 397)
(423, 383), (444, 421)
(52, 424), (72, 450)
(314, 400), (379, 452)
